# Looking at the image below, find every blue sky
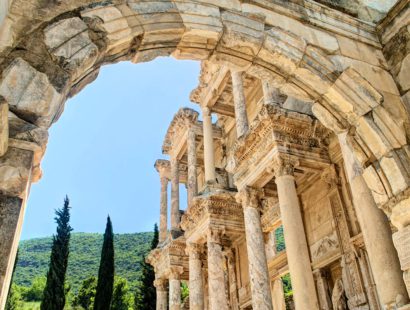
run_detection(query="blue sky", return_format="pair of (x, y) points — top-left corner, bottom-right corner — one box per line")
(21, 58), (200, 239)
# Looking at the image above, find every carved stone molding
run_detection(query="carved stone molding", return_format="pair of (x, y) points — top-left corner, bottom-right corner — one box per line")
(235, 186), (263, 209)
(207, 227), (225, 244)
(154, 279), (168, 291)
(271, 154), (299, 178)
(168, 266), (184, 280)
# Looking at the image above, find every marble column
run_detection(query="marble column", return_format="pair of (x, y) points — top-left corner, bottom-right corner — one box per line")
(187, 128), (198, 206)
(271, 279), (286, 310)
(159, 176), (168, 243)
(231, 70), (249, 138)
(338, 132), (409, 307)
(169, 267), (183, 310)
(0, 195), (26, 309)
(237, 187), (273, 310)
(207, 228), (229, 310)
(170, 157), (180, 233)
(154, 279), (168, 310)
(274, 157), (319, 310)
(201, 107), (216, 183)
(187, 243), (204, 310)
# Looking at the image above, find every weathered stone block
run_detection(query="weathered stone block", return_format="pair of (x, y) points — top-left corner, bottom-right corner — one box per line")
(311, 103), (346, 134)
(393, 226), (410, 271)
(398, 54), (410, 92)
(0, 96), (8, 157)
(362, 164), (390, 205)
(373, 105), (407, 149)
(0, 147), (33, 197)
(380, 150), (410, 195)
(44, 17), (99, 81)
(356, 115), (393, 159)
(0, 58), (63, 127)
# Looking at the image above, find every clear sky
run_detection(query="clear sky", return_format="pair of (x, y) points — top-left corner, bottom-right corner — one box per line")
(21, 58), (200, 240)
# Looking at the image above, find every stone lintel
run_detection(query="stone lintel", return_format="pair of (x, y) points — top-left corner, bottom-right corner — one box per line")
(181, 189), (244, 243)
(228, 104), (331, 189)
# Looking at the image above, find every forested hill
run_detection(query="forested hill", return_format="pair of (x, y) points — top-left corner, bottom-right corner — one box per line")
(14, 232), (153, 293)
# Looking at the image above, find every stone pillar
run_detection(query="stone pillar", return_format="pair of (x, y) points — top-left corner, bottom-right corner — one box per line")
(207, 228), (229, 310)
(0, 195), (25, 309)
(273, 157), (319, 310)
(0, 146), (33, 310)
(338, 132), (409, 307)
(187, 128), (198, 206)
(313, 269), (332, 310)
(154, 279), (168, 310)
(237, 187), (273, 310)
(271, 279), (286, 310)
(159, 176), (168, 243)
(169, 267), (183, 310)
(170, 157), (180, 233)
(231, 70), (249, 138)
(201, 107), (216, 183)
(187, 243), (204, 310)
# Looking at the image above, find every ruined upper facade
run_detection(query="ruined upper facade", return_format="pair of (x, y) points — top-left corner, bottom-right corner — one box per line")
(0, 0), (410, 309)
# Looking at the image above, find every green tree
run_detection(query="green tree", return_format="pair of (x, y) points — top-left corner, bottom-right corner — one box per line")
(41, 196), (73, 310)
(134, 224), (158, 310)
(5, 284), (22, 310)
(94, 216), (115, 310)
(72, 276), (97, 309)
(6, 250), (22, 310)
(111, 277), (132, 310)
(23, 276), (46, 301)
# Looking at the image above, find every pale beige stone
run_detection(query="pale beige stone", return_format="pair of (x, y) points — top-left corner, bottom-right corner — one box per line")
(0, 58), (63, 127)
(44, 17), (98, 80)
(0, 97), (8, 157)
(398, 55), (410, 92)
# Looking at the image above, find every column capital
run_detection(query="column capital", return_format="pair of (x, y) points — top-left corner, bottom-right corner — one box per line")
(167, 266), (184, 280)
(154, 279), (168, 291)
(236, 186), (263, 209)
(270, 154), (299, 178)
(201, 106), (211, 116)
(207, 227), (225, 244)
(186, 242), (203, 259)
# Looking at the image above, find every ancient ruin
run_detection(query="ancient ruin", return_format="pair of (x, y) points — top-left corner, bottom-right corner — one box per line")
(1, 0), (410, 309)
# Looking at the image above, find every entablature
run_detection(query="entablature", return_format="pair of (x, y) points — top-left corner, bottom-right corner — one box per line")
(181, 189), (245, 244)
(227, 104), (332, 189)
(154, 159), (188, 183)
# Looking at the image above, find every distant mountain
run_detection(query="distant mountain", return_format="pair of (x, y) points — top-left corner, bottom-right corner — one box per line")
(14, 232), (153, 293)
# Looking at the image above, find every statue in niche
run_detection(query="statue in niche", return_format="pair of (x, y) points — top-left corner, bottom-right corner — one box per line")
(332, 278), (348, 310)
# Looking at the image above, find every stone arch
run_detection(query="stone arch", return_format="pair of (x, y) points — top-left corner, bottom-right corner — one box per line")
(0, 0), (409, 307)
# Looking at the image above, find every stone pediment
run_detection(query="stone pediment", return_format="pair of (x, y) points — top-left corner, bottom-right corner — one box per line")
(181, 189), (244, 243)
(227, 104), (331, 188)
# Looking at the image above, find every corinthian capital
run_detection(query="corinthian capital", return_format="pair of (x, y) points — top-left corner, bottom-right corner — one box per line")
(236, 186), (263, 209)
(207, 227), (225, 244)
(186, 243), (203, 259)
(271, 154), (299, 177)
(167, 266), (184, 280)
(154, 279), (168, 291)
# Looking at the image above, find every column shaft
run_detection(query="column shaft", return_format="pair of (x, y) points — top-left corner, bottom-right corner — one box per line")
(207, 229), (228, 310)
(188, 244), (204, 310)
(154, 279), (168, 310)
(187, 128), (198, 206)
(238, 188), (273, 310)
(275, 174), (319, 310)
(231, 71), (249, 138)
(0, 195), (25, 309)
(159, 177), (168, 243)
(169, 278), (181, 310)
(170, 157), (180, 232)
(338, 133), (409, 306)
(201, 107), (216, 183)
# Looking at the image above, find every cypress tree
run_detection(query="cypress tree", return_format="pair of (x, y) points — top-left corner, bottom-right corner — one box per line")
(94, 216), (115, 310)
(134, 224), (159, 310)
(41, 196), (73, 310)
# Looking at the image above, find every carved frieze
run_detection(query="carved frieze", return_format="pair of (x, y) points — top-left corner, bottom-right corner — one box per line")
(228, 104), (331, 187)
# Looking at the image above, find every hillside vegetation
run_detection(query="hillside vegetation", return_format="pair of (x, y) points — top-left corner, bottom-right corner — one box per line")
(14, 232), (153, 293)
